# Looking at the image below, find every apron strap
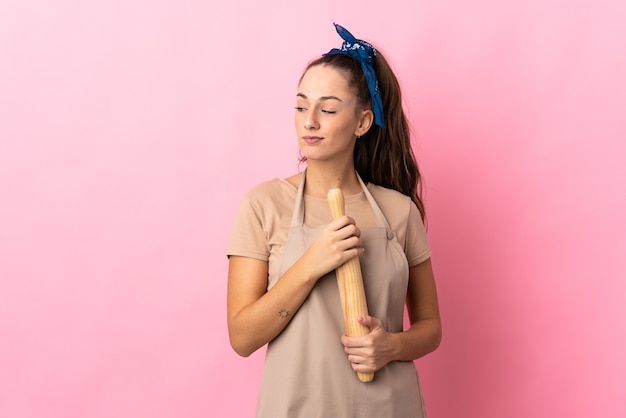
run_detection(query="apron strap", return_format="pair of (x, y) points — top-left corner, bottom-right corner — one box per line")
(356, 174), (393, 231)
(290, 169), (307, 227)
(290, 168), (393, 235)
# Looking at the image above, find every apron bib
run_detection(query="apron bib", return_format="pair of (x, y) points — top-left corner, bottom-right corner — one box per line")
(256, 171), (426, 418)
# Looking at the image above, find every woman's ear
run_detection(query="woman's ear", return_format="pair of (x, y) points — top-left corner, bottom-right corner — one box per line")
(355, 109), (374, 137)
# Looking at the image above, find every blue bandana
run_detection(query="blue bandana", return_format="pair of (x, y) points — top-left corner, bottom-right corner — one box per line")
(324, 23), (385, 129)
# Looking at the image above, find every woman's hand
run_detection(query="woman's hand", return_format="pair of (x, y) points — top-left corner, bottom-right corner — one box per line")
(340, 315), (398, 374)
(303, 215), (364, 280)
(339, 259), (442, 370)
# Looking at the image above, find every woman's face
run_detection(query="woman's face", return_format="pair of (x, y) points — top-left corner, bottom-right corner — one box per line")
(295, 64), (371, 163)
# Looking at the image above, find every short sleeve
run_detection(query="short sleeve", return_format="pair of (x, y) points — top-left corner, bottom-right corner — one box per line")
(227, 192), (270, 261)
(405, 202), (431, 267)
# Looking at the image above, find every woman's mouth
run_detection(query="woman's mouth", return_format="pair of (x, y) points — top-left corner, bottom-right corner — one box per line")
(302, 136), (323, 144)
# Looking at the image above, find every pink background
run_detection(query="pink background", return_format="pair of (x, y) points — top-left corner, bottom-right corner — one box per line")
(1, 1), (625, 417)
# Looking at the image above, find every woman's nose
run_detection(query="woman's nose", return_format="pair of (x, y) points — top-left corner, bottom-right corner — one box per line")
(304, 113), (319, 129)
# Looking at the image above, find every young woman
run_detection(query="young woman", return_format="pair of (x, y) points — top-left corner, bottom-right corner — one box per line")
(227, 23), (441, 417)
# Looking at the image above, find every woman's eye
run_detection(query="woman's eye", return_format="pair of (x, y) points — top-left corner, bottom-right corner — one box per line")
(294, 106), (306, 112)
(321, 109), (336, 114)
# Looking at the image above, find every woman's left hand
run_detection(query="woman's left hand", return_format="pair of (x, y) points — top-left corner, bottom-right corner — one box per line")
(340, 315), (397, 373)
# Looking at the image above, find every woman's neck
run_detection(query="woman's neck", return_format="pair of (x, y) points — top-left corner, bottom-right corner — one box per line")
(303, 162), (361, 198)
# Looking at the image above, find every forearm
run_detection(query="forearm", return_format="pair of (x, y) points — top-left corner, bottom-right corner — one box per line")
(392, 259), (441, 361)
(388, 318), (442, 362)
(228, 258), (319, 357)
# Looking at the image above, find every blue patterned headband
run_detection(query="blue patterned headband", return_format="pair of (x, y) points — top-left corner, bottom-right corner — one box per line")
(324, 23), (385, 129)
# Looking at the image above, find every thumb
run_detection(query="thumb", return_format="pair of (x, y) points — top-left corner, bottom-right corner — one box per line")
(358, 315), (382, 330)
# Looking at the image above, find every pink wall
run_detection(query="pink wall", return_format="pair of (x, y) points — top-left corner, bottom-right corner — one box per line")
(1, 1), (624, 417)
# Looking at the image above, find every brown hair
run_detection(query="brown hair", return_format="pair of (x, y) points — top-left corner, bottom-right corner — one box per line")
(301, 52), (426, 221)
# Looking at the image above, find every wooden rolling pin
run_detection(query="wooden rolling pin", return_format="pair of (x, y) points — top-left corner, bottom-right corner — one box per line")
(327, 188), (374, 383)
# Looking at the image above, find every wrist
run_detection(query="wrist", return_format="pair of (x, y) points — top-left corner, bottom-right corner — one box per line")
(387, 331), (404, 362)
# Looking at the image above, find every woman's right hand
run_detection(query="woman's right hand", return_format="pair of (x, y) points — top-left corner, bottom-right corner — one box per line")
(303, 215), (365, 281)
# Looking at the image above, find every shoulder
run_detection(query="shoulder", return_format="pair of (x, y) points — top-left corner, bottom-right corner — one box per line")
(242, 177), (297, 199)
(367, 183), (430, 264)
(366, 183), (414, 216)
(366, 183), (411, 202)
(366, 182), (423, 234)
(240, 177), (298, 213)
